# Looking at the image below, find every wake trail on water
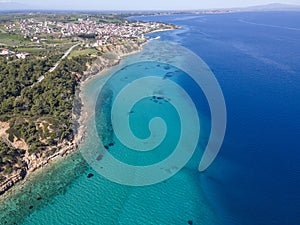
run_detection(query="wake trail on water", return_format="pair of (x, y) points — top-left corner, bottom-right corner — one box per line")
(239, 19), (300, 31)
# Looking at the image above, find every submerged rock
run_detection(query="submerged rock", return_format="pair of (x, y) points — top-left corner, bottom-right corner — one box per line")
(87, 173), (94, 178)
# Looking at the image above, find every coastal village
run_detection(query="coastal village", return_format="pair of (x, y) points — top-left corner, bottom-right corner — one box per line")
(0, 15), (174, 58)
(0, 14), (176, 196)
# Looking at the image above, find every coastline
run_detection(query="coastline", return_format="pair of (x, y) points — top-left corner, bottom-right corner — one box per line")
(0, 40), (146, 198)
(0, 23), (222, 225)
(0, 23), (177, 201)
(0, 40), (147, 224)
(74, 41), (146, 156)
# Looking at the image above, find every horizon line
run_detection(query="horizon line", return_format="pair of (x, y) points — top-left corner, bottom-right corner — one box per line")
(1, 2), (300, 12)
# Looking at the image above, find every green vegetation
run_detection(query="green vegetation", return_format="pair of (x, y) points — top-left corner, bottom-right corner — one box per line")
(0, 46), (91, 182)
(16, 47), (46, 53)
(0, 54), (90, 153)
(0, 33), (31, 46)
(0, 140), (25, 177)
(0, 11), (176, 185)
(69, 48), (98, 58)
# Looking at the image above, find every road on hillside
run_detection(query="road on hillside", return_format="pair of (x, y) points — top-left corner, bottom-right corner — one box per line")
(36, 43), (80, 84)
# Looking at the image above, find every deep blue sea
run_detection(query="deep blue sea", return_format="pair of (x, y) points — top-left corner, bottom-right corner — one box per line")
(1, 12), (299, 225)
(136, 12), (300, 224)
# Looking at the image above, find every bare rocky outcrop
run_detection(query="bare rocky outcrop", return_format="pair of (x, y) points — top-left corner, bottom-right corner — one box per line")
(85, 42), (141, 78)
(0, 169), (26, 195)
(0, 139), (78, 196)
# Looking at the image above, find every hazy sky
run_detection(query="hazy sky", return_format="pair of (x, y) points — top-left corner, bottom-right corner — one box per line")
(2, 0), (300, 10)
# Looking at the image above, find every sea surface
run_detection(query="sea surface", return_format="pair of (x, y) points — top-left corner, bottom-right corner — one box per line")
(139, 12), (300, 225)
(1, 11), (300, 225)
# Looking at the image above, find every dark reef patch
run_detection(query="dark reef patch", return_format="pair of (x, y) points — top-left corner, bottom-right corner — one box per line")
(87, 173), (94, 178)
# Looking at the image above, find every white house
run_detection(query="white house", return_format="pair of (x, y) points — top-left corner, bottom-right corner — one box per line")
(0, 49), (15, 55)
(16, 52), (30, 59)
(92, 40), (103, 47)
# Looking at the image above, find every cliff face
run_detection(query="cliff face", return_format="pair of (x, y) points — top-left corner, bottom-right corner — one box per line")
(85, 42), (141, 77)
(0, 140), (76, 195)
(0, 169), (26, 195)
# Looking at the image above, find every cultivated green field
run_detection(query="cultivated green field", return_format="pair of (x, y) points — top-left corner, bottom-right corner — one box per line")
(69, 48), (98, 58)
(0, 33), (31, 46)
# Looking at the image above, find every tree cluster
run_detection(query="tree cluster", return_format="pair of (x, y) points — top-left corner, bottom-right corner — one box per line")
(0, 53), (90, 177)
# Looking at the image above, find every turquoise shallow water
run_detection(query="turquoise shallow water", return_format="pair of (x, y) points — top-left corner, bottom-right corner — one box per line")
(0, 41), (218, 225)
(20, 167), (216, 225)
(95, 62), (183, 166)
(0, 151), (88, 225)
(2, 12), (299, 225)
